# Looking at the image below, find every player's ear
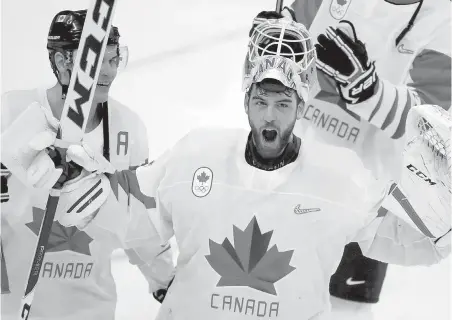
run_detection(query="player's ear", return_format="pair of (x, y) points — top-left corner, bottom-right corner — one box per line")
(54, 51), (73, 85)
(296, 99), (304, 120)
(53, 51), (67, 74)
(244, 92), (250, 114)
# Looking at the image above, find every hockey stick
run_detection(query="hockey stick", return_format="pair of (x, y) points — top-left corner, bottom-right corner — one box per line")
(18, 1), (119, 319)
(275, 0), (284, 13)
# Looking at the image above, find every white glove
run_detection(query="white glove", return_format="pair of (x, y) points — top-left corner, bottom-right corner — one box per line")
(395, 105), (451, 239)
(1, 102), (62, 189)
(55, 145), (114, 229)
(55, 171), (111, 229)
(1, 102), (114, 190)
(67, 143), (114, 174)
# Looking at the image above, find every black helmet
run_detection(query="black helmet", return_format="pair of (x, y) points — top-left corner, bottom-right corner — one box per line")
(47, 9), (120, 51)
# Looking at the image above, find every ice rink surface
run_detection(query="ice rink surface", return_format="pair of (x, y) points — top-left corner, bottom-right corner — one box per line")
(2, 0), (451, 319)
(112, 249), (450, 320)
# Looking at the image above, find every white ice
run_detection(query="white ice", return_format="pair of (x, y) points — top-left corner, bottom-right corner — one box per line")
(112, 247), (450, 320)
(2, 0), (450, 319)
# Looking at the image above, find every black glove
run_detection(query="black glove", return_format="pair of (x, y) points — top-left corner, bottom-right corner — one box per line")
(47, 146), (83, 189)
(1, 164), (10, 203)
(152, 277), (174, 304)
(45, 128), (84, 190)
(315, 20), (379, 104)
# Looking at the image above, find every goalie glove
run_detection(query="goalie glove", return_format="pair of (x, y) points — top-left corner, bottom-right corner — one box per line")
(315, 20), (379, 104)
(396, 104), (451, 239)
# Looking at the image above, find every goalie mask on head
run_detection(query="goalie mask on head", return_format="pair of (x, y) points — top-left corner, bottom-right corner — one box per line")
(242, 18), (317, 102)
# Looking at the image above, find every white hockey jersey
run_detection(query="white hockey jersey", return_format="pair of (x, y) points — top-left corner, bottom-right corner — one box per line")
(0, 88), (173, 320)
(291, 0), (451, 178)
(134, 127), (446, 320)
(289, 0), (451, 238)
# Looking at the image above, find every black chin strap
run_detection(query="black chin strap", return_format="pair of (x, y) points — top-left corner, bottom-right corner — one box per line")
(100, 102), (110, 161)
(60, 69), (72, 100)
(245, 132), (301, 171)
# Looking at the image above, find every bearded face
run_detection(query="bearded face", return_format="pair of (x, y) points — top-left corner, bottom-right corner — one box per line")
(245, 82), (303, 159)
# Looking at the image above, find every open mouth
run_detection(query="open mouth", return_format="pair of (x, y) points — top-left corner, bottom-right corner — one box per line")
(97, 82), (110, 87)
(262, 129), (278, 142)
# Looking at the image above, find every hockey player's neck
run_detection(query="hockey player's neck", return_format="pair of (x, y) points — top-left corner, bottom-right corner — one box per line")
(47, 85), (105, 130)
(246, 132), (301, 171)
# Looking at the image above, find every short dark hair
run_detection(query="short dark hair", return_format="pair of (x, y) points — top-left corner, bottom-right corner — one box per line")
(246, 82), (302, 105)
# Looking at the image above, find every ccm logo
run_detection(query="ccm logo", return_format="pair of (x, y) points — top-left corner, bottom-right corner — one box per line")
(407, 164), (436, 186)
(66, 0), (115, 129)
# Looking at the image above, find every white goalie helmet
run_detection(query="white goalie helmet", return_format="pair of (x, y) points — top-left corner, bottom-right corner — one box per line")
(242, 17), (317, 102)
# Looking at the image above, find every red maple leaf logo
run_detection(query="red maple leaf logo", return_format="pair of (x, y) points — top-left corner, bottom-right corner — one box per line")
(197, 171), (210, 184)
(26, 207), (94, 256)
(205, 216), (295, 295)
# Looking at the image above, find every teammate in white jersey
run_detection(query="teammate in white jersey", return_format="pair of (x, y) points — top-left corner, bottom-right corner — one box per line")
(1, 9), (173, 320)
(272, 0), (452, 307)
(110, 17), (448, 320)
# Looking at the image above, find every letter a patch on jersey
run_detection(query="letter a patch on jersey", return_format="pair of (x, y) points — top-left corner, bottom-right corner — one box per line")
(192, 167), (213, 198)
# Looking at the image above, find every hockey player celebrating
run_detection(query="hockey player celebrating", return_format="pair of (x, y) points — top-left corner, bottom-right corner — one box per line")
(124, 17), (449, 319)
(272, 0), (452, 309)
(1, 9), (173, 320)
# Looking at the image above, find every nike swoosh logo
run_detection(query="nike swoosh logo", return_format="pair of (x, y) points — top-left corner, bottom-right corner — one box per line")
(397, 44), (414, 54)
(294, 207), (321, 214)
(346, 277), (366, 286)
